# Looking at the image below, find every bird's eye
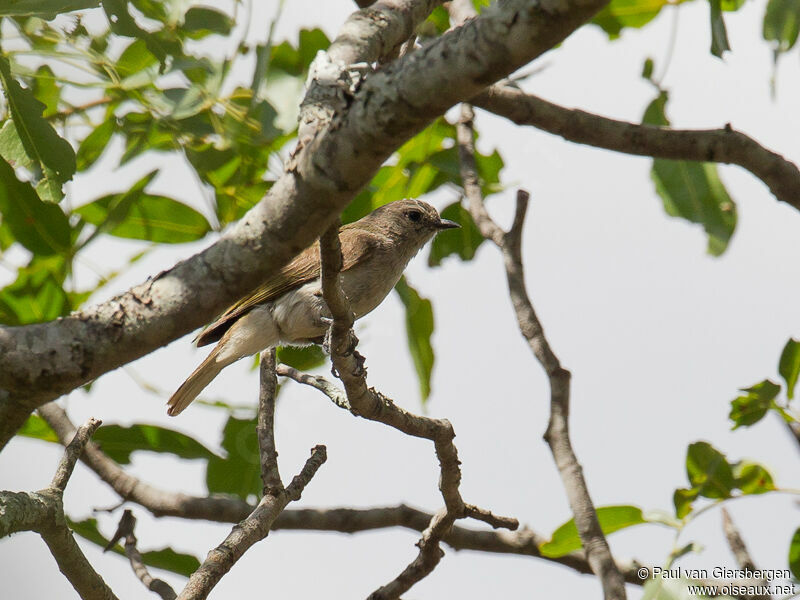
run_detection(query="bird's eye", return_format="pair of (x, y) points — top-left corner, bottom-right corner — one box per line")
(407, 210), (422, 223)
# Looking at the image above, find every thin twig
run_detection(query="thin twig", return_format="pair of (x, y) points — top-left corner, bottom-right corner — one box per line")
(257, 349), (283, 496)
(276, 364), (350, 409)
(106, 510), (177, 600)
(456, 102), (627, 600)
(50, 417), (102, 492)
(176, 446), (326, 600)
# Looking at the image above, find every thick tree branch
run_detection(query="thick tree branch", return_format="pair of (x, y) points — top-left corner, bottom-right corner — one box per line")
(0, 0), (608, 449)
(471, 85), (800, 210)
(457, 104), (626, 600)
(0, 418), (117, 600)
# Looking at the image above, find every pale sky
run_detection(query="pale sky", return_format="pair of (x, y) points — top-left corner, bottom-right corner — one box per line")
(2, 1), (800, 598)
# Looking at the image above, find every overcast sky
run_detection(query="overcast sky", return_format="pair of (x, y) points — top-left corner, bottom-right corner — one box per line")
(2, 1), (800, 598)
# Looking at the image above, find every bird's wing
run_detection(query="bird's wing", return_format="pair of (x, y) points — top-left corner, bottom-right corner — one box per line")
(195, 225), (384, 347)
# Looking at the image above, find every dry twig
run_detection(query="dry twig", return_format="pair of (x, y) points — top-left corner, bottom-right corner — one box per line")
(456, 102), (627, 600)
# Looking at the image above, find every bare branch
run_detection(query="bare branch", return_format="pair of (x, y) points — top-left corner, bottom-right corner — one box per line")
(463, 503), (519, 531)
(51, 417), (102, 492)
(471, 84), (800, 210)
(176, 446), (327, 600)
(257, 349), (283, 496)
(39, 403), (254, 523)
(0, 418), (118, 600)
(107, 510), (177, 600)
(15, 406), (656, 586)
(720, 508), (759, 573)
(318, 224), (520, 599)
(276, 364), (350, 409)
(456, 107), (626, 599)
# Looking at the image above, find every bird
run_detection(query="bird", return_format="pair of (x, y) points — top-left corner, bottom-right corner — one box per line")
(167, 198), (459, 416)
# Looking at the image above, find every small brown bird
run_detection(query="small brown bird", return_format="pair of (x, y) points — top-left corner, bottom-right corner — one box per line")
(167, 198), (459, 415)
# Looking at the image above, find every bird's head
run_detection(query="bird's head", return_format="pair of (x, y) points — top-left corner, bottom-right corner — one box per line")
(359, 199), (460, 251)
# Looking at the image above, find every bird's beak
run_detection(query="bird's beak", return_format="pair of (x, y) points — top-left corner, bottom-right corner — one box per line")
(436, 219), (460, 230)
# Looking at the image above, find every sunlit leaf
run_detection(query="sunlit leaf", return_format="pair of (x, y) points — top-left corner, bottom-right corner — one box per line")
(18, 414), (59, 443)
(779, 339), (800, 399)
(0, 52), (76, 202)
(539, 506), (646, 557)
(790, 527), (800, 579)
(764, 0), (800, 53)
(729, 379), (781, 429)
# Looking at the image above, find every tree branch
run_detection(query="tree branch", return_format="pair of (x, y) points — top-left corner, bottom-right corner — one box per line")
(0, 418), (118, 600)
(175, 345), (326, 600)
(317, 225), (518, 599)
(176, 446), (326, 600)
(33, 403), (654, 586)
(257, 349), (283, 496)
(457, 103), (626, 600)
(106, 509), (177, 600)
(0, 0), (608, 449)
(471, 84), (800, 210)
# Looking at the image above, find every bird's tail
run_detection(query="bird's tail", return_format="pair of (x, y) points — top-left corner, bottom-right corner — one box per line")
(167, 348), (227, 416)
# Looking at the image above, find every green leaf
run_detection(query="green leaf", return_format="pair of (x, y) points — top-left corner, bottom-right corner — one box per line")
(68, 517), (200, 577)
(395, 277), (435, 402)
(138, 547), (201, 578)
(32, 65), (60, 118)
(0, 160), (71, 255)
(764, 0), (800, 53)
(709, 0), (732, 57)
(539, 506), (646, 557)
(733, 460), (776, 494)
(428, 202), (485, 267)
(0, 0), (100, 18)
(592, 0), (674, 38)
(182, 7), (233, 39)
(91, 424), (219, 465)
(780, 339), (800, 400)
(790, 527), (800, 579)
(115, 38), (157, 78)
(0, 52), (76, 201)
(76, 117), (115, 170)
(729, 379), (781, 429)
(0, 255), (71, 325)
(686, 441), (735, 499)
(643, 92), (737, 256)
(77, 173), (211, 244)
(206, 416), (261, 501)
(277, 346), (326, 371)
(673, 487), (699, 519)
(18, 414), (59, 443)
